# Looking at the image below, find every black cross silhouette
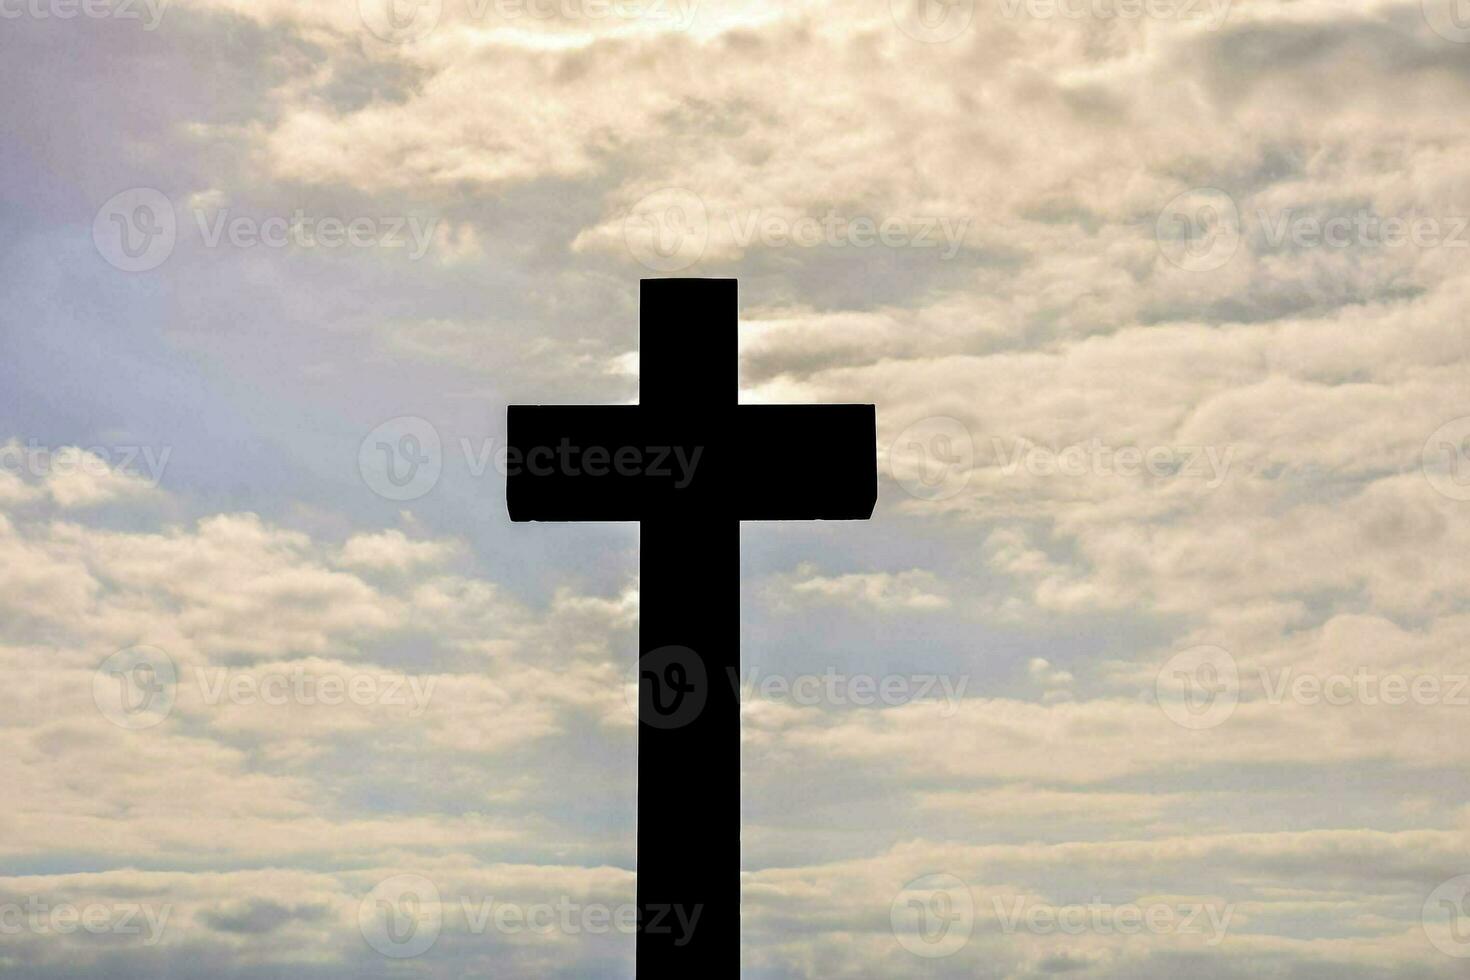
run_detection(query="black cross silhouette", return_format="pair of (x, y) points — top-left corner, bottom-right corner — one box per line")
(507, 278), (876, 973)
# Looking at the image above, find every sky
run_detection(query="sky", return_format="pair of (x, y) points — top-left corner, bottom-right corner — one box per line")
(3, 0), (1470, 976)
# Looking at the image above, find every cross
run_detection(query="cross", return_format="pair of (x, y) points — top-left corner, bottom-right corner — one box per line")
(507, 278), (876, 974)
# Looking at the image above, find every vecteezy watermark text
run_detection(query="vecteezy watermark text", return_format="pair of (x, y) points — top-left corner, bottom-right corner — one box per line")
(358, 874), (700, 959)
(622, 188), (970, 272)
(193, 667), (437, 714)
(997, 0), (1230, 29)
(486, 439), (702, 487)
(476, 0), (697, 28)
(357, 417), (706, 501)
(728, 666), (969, 715)
(0, 440), (171, 489)
(993, 437), (1235, 488)
(0, 0), (167, 28)
(890, 874), (1234, 960)
(193, 209), (438, 260)
(1157, 188), (1470, 272)
(1157, 645), (1470, 730)
(1258, 668), (1470, 708)
(94, 646), (437, 730)
(625, 650), (969, 730)
(358, 0), (697, 44)
(993, 895), (1234, 945)
(94, 188), (440, 272)
(0, 898), (171, 945)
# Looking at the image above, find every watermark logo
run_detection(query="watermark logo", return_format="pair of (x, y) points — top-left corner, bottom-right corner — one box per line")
(625, 646), (708, 729)
(623, 187), (710, 272)
(891, 872), (974, 958)
(359, 0), (442, 42)
(359, 416), (443, 501)
(93, 188), (176, 272)
(1423, 417), (1470, 502)
(890, 417), (974, 501)
(1156, 645), (1239, 730)
(1423, 0), (1470, 43)
(1423, 874), (1470, 958)
(360, 874), (442, 958)
(890, 0), (974, 42)
(93, 646), (177, 730)
(1156, 187), (1241, 272)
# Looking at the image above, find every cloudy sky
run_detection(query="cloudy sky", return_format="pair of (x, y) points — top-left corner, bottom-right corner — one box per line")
(4, 0), (1470, 976)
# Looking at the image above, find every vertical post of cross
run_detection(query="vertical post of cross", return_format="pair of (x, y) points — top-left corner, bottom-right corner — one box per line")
(635, 278), (737, 972)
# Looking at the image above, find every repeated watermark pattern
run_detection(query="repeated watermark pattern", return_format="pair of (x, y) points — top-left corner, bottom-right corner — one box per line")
(1424, 874), (1470, 958)
(891, 0), (1227, 42)
(1155, 187), (1242, 272)
(360, 417), (444, 502)
(891, 874), (1234, 958)
(1155, 645), (1240, 731)
(93, 646), (437, 730)
(358, 874), (698, 958)
(358, 417), (704, 502)
(93, 189), (439, 272)
(888, 418), (1236, 502)
(0, 899), (171, 944)
(890, 873), (975, 958)
(359, 0), (698, 43)
(1423, 0), (1470, 43)
(729, 666), (969, 714)
(360, 875), (442, 958)
(0, 440), (171, 489)
(622, 187), (970, 272)
(993, 895), (1233, 945)
(0, 0), (166, 28)
(998, 0), (1229, 29)
(1157, 187), (1470, 272)
(993, 437), (1234, 488)
(1157, 645), (1470, 730)
(625, 648), (969, 728)
(499, 440), (702, 486)
(369, 415), (1242, 507)
(890, 0), (975, 41)
(486, 0), (697, 28)
(626, 646), (709, 730)
(1423, 417), (1470, 502)
(93, 646), (179, 730)
(1258, 668), (1470, 709)
(889, 416), (974, 502)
